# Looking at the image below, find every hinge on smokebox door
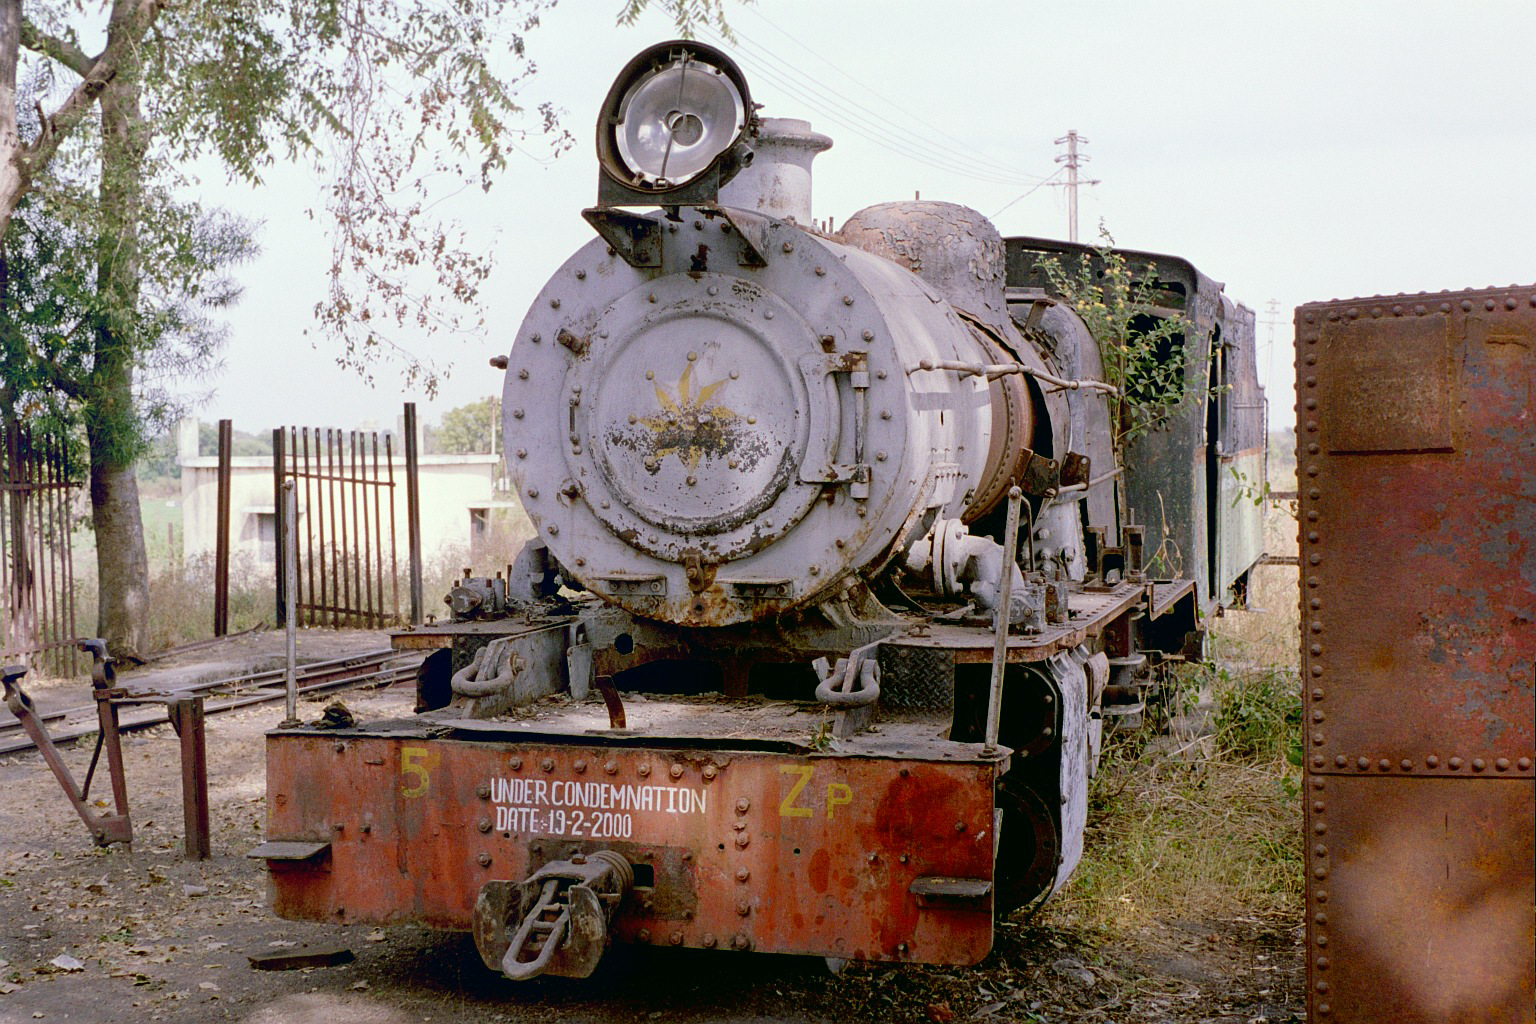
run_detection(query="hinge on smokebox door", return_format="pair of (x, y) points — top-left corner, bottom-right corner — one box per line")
(473, 851), (633, 981)
(797, 351), (872, 500)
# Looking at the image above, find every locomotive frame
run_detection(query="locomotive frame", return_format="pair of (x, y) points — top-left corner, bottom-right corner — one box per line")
(254, 40), (1267, 979)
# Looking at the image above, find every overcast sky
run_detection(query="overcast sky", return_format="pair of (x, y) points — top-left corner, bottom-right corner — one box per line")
(190, 0), (1535, 434)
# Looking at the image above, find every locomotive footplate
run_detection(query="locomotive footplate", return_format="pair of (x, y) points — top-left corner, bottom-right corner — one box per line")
(258, 713), (1007, 967)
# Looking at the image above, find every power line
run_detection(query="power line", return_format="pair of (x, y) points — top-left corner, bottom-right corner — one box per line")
(1050, 131), (1099, 243)
(989, 167), (1068, 221)
(732, 6), (1049, 184)
(697, 25), (1050, 188)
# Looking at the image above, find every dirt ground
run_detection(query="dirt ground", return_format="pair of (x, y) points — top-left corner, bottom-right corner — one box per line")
(1, 673), (1303, 1024)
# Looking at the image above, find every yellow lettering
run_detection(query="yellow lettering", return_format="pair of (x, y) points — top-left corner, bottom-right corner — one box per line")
(778, 765), (814, 818)
(401, 745), (432, 798)
(825, 782), (853, 820)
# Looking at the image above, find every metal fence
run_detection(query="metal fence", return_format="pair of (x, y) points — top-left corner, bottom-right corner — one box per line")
(273, 405), (421, 629)
(0, 421), (82, 677)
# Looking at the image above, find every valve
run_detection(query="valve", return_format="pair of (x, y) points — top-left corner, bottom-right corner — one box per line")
(472, 851), (634, 981)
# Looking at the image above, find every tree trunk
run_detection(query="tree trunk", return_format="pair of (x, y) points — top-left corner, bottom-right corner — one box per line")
(89, 69), (150, 662)
(0, 0), (23, 240)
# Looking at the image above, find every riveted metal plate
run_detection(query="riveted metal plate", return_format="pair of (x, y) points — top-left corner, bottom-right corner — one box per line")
(263, 728), (999, 965)
(1297, 286), (1536, 1024)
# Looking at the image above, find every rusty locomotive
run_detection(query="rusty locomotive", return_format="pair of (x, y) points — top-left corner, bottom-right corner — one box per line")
(253, 41), (1266, 978)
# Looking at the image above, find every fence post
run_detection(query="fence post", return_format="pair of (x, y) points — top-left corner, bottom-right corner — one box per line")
(403, 403), (423, 625)
(272, 428), (287, 625)
(213, 420), (233, 636)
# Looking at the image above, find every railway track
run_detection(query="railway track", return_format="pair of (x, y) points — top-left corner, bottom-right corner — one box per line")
(0, 648), (422, 757)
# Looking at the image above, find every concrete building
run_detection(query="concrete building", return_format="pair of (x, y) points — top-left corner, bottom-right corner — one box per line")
(176, 418), (501, 567)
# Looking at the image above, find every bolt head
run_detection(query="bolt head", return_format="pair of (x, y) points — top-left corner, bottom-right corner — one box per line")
(477, 853), (492, 867)
(604, 760), (619, 775)
(670, 764), (684, 778)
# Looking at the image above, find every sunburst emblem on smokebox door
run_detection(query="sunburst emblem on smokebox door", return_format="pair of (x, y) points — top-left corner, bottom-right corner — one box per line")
(636, 359), (742, 474)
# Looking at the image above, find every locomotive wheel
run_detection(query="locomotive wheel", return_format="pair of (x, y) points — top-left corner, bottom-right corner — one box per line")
(993, 778), (1061, 915)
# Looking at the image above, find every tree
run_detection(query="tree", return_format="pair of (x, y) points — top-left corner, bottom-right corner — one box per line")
(0, 0), (740, 659)
(432, 396), (500, 455)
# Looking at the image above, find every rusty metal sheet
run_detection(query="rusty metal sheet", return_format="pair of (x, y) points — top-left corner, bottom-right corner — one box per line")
(263, 732), (998, 965)
(1297, 287), (1535, 1024)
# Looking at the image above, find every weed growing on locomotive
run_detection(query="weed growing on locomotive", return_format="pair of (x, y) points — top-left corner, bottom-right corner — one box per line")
(254, 41), (1265, 981)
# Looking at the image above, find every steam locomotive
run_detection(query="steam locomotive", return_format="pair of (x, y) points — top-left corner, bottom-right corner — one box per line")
(254, 41), (1265, 979)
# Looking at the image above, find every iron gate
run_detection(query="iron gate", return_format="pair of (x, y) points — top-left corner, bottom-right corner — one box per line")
(1296, 287), (1534, 1023)
(0, 421), (82, 677)
(273, 408), (421, 629)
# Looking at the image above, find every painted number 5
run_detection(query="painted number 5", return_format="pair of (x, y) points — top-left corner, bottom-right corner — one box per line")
(401, 745), (432, 798)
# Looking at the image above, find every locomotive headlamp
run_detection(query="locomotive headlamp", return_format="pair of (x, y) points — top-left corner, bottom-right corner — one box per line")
(597, 41), (752, 194)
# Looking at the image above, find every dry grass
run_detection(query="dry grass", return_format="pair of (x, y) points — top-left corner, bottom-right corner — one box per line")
(1045, 432), (1303, 934)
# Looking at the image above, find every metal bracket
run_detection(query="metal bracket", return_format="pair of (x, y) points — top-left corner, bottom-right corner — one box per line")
(798, 351), (872, 497)
(581, 208), (662, 269)
(593, 572), (667, 597)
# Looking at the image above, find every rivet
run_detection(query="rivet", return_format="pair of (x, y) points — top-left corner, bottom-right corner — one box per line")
(670, 763), (684, 779)
(686, 475), (697, 486)
(809, 565), (820, 576)
(1312, 733), (1324, 746)
(1305, 376), (1317, 387)
(1483, 299), (1496, 311)
(1314, 913), (1328, 925)
(476, 783), (491, 799)
(1506, 297), (1518, 310)
(512, 408), (524, 419)
(953, 821), (966, 833)
(1305, 353), (1317, 364)
(1400, 759), (1413, 771)
(707, 285), (718, 296)
(693, 220), (703, 230)
(1314, 844), (1327, 858)
(1326, 310), (1340, 321)
(876, 451), (888, 461)
(518, 368), (529, 379)
(1346, 308), (1359, 319)
(1334, 755), (1347, 767)
(531, 332), (542, 343)
(648, 293), (657, 304)
(814, 265), (826, 276)
(1378, 759), (1390, 771)
(1306, 420), (1318, 432)
(1356, 757), (1369, 770)
(1460, 299), (1473, 312)
(1310, 618), (1322, 630)
(1492, 757), (1510, 771)
(1306, 463), (1319, 475)
(1312, 710), (1325, 723)
(862, 329), (875, 341)
(1317, 890), (1328, 903)
(1390, 305), (1401, 316)
(868, 853), (878, 863)
(669, 930), (684, 946)
(1316, 981), (1329, 994)
(1426, 755), (1439, 768)
(510, 757), (523, 770)
(574, 759), (587, 773)
(747, 415), (757, 425)
(735, 832), (750, 848)
(782, 241), (794, 253)
(1414, 304), (1426, 315)
(1311, 643), (1323, 656)
(843, 295), (854, 306)
(516, 448), (526, 459)
(1307, 576), (1320, 588)
(1318, 1003), (1331, 1016)
(736, 900), (751, 917)
(541, 758), (555, 772)
(1310, 597), (1321, 608)
(702, 933), (717, 948)
(1314, 756), (1328, 769)
(1313, 867), (1327, 880)
(646, 369), (655, 380)
(1312, 688), (1324, 699)
(477, 852), (492, 867)
(550, 298), (560, 309)
(1313, 800), (1326, 812)
(732, 935), (751, 951)
(575, 269), (586, 280)
(1307, 444), (1319, 455)
(1304, 312), (1315, 323)
(548, 524), (559, 536)
(1369, 306), (1382, 318)
(478, 818), (492, 833)
(575, 557), (585, 567)
(1472, 758), (1486, 771)
(636, 928), (652, 943)
(1448, 757), (1462, 770)
(1519, 758), (1532, 771)
(1309, 554), (1321, 566)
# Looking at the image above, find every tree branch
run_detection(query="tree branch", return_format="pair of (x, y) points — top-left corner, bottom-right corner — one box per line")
(18, 19), (93, 77)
